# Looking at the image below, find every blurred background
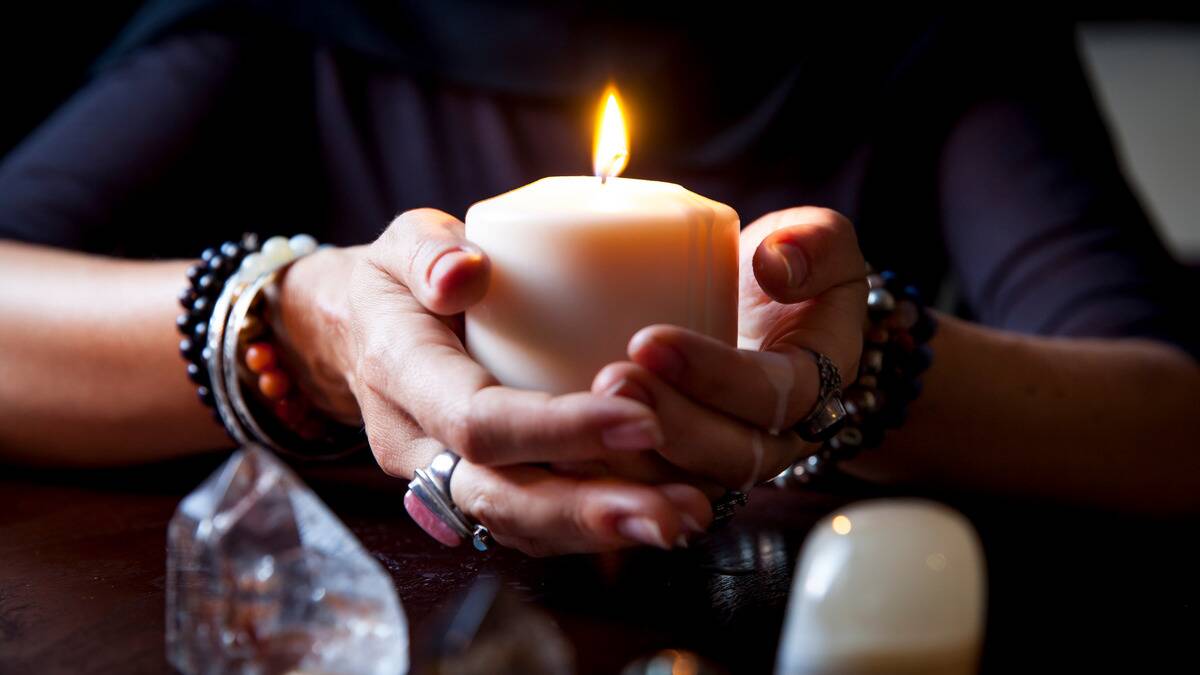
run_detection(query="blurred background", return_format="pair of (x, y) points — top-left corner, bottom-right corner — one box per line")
(2, 6), (1197, 265)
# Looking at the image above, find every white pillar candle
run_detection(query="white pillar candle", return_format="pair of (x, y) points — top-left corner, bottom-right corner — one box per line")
(464, 89), (739, 394)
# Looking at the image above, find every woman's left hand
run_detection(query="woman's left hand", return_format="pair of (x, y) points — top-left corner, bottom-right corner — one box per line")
(592, 207), (868, 489)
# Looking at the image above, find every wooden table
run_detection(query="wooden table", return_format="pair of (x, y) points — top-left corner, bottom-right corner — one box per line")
(2, 453), (1196, 673)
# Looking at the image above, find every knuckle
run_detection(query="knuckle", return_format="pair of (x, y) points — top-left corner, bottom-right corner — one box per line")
(815, 206), (852, 228)
(389, 208), (434, 234)
(467, 490), (512, 537)
(445, 408), (487, 463)
(398, 207), (444, 225)
(362, 419), (407, 478)
(356, 341), (394, 402)
(594, 361), (641, 391)
(405, 235), (441, 289)
(564, 497), (591, 543)
(776, 206), (855, 242)
(371, 446), (407, 479)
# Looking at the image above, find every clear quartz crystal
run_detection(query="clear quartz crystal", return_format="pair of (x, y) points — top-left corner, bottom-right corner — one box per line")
(167, 444), (408, 675)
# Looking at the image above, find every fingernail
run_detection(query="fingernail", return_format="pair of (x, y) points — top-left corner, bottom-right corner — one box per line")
(616, 516), (670, 549)
(634, 338), (685, 382)
(601, 419), (664, 451)
(769, 242), (808, 288)
(680, 513), (707, 535)
(428, 247), (482, 287)
(600, 377), (654, 407)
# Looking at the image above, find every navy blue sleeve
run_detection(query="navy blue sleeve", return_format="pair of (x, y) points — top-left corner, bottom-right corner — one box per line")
(936, 38), (1198, 359)
(0, 33), (239, 251)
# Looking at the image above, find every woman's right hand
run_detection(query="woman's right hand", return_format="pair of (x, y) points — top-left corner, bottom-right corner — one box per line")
(276, 209), (713, 556)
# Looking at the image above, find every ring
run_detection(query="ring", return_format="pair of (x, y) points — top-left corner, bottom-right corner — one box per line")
(405, 449), (494, 551)
(795, 349), (847, 442)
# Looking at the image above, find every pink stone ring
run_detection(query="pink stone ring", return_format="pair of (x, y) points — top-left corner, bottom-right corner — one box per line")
(405, 450), (493, 551)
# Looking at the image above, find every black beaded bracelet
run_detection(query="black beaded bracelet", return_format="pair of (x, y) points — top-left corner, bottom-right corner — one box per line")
(776, 269), (937, 487)
(176, 234), (260, 419)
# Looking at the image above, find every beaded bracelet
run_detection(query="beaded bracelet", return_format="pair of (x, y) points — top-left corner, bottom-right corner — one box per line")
(775, 268), (937, 487)
(222, 267), (366, 459)
(178, 233), (366, 458)
(176, 234), (260, 417)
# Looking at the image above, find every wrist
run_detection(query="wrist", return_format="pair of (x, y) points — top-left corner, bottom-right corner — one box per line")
(274, 244), (365, 424)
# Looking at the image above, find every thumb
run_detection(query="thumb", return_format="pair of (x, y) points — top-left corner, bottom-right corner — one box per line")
(749, 207), (866, 304)
(371, 208), (491, 315)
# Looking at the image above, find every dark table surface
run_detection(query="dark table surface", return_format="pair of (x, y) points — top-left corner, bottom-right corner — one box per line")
(2, 453), (1197, 674)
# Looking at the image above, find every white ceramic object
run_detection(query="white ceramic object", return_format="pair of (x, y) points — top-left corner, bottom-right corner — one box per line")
(776, 499), (986, 675)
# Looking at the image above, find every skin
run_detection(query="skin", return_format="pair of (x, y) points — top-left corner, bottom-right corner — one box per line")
(601, 208), (1200, 515)
(2, 207), (1197, 557)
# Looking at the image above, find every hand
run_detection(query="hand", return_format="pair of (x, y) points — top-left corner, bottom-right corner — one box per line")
(591, 207), (868, 489)
(275, 209), (713, 555)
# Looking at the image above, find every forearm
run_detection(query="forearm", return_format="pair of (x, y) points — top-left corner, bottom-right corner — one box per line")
(845, 312), (1200, 514)
(0, 241), (229, 465)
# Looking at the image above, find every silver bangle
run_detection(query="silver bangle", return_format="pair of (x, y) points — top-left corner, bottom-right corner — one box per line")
(205, 261), (252, 445)
(206, 234), (366, 460)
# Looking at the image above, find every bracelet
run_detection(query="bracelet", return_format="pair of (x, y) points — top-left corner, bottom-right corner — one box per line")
(176, 234), (260, 420)
(775, 268), (937, 487)
(179, 233), (366, 458)
(221, 262), (366, 459)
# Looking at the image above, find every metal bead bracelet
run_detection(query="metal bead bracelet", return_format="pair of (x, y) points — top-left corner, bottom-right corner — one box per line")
(775, 268), (937, 488)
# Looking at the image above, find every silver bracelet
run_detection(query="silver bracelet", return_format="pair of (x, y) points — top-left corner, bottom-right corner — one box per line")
(204, 235), (366, 459)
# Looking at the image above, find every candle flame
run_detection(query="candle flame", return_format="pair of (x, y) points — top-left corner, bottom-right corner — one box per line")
(593, 86), (629, 182)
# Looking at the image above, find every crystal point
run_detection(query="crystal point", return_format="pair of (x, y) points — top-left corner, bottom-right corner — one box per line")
(167, 445), (408, 674)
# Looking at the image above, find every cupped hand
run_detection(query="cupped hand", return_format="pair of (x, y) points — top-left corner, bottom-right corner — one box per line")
(275, 209), (712, 556)
(592, 207), (868, 489)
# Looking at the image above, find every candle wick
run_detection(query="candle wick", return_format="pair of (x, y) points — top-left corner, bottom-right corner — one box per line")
(599, 174), (608, 185)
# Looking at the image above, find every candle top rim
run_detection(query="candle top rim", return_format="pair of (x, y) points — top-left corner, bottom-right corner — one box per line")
(466, 176), (739, 226)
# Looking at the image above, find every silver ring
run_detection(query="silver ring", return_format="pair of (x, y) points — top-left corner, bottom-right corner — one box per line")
(427, 450), (460, 504)
(796, 349), (847, 442)
(408, 450), (493, 551)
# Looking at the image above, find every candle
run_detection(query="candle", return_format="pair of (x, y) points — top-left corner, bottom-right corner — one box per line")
(465, 88), (740, 394)
(776, 500), (986, 675)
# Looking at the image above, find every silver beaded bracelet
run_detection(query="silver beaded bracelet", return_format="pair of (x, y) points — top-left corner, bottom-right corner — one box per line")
(775, 267), (937, 488)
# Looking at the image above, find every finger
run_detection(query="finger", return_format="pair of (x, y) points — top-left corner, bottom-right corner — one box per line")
(628, 324), (823, 433)
(369, 208), (490, 315)
(658, 483), (716, 535)
(745, 207), (867, 305)
(450, 461), (712, 556)
(358, 391), (442, 478)
(450, 387), (666, 465)
(352, 285), (664, 467)
(550, 453), (727, 501)
(593, 362), (807, 489)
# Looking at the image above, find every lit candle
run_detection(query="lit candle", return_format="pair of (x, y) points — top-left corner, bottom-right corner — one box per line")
(465, 87), (740, 394)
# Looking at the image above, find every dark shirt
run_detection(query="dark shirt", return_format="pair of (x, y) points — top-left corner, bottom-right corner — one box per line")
(0, 16), (1194, 356)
